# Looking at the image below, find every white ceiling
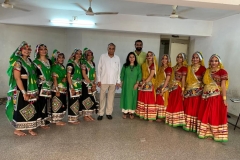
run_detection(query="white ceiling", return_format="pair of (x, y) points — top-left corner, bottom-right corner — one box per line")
(0, 0), (239, 36)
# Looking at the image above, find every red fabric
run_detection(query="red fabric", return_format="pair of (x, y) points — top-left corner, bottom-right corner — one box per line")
(165, 67), (172, 76)
(156, 94), (164, 106)
(184, 96), (201, 117)
(195, 65), (206, 82)
(167, 86), (184, 113)
(149, 63), (155, 70)
(211, 69), (228, 86)
(197, 95), (227, 126)
(175, 66), (187, 81)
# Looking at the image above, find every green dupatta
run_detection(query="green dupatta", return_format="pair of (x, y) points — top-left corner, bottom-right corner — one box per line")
(51, 64), (67, 89)
(33, 59), (52, 91)
(67, 59), (82, 90)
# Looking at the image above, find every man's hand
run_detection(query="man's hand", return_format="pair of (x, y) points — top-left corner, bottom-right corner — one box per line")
(116, 83), (121, 90)
(97, 82), (101, 87)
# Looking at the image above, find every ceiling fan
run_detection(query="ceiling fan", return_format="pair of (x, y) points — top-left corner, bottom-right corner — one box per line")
(1, 0), (30, 12)
(147, 5), (192, 19)
(74, 0), (118, 16)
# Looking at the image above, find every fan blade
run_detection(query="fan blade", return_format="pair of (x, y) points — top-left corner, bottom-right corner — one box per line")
(177, 8), (194, 14)
(13, 6), (30, 12)
(74, 3), (88, 12)
(178, 16), (187, 19)
(94, 12), (118, 15)
(146, 14), (168, 17)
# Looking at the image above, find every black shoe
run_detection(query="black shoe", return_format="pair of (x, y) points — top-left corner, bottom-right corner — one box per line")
(97, 116), (103, 121)
(106, 115), (113, 120)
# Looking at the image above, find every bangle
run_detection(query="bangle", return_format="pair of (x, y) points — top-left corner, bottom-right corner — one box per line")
(56, 87), (59, 91)
(161, 87), (165, 91)
(223, 96), (227, 100)
(21, 90), (26, 95)
(182, 88), (185, 91)
(70, 84), (73, 89)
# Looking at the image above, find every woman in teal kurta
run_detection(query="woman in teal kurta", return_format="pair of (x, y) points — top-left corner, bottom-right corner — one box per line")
(120, 52), (142, 119)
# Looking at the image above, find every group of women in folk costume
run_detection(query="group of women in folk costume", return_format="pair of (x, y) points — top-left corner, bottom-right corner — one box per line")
(120, 51), (229, 142)
(5, 42), (99, 136)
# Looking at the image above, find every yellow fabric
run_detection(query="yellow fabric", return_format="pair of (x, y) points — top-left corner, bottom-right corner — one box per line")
(204, 54), (229, 90)
(186, 65), (199, 86)
(155, 66), (165, 88)
(134, 51), (146, 66)
(163, 91), (169, 106)
(141, 56), (158, 86)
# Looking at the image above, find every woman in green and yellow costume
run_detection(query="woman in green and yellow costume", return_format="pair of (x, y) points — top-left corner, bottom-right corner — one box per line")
(136, 51), (158, 122)
(51, 49), (67, 126)
(33, 44), (52, 129)
(197, 54), (229, 142)
(183, 52), (206, 132)
(67, 49), (83, 124)
(79, 48), (99, 121)
(165, 53), (188, 127)
(6, 41), (39, 136)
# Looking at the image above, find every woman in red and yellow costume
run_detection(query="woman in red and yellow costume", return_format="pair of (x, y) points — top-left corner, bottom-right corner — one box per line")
(197, 54), (228, 142)
(155, 54), (172, 122)
(136, 51), (158, 122)
(165, 53), (187, 127)
(183, 52), (206, 132)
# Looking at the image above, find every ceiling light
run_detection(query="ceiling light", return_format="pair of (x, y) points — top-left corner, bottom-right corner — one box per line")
(50, 19), (95, 26)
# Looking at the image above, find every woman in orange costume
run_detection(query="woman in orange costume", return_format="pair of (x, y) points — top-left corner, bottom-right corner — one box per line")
(155, 54), (172, 122)
(197, 54), (228, 142)
(183, 52), (206, 132)
(165, 53), (187, 127)
(136, 51), (158, 122)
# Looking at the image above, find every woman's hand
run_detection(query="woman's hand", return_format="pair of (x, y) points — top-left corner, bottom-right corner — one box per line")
(71, 88), (75, 96)
(133, 83), (138, 90)
(224, 100), (228, 107)
(56, 91), (60, 97)
(23, 94), (29, 101)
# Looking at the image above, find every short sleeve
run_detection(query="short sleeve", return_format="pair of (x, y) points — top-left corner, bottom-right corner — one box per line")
(220, 69), (228, 80)
(67, 63), (74, 74)
(149, 63), (155, 70)
(81, 64), (87, 70)
(14, 61), (21, 71)
(165, 67), (172, 76)
(52, 72), (58, 77)
(182, 66), (187, 76)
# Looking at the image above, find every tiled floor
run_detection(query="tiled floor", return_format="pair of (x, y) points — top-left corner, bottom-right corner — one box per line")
(0, 98), (240, 160)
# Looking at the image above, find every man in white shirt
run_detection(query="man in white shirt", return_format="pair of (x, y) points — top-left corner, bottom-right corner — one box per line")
(97, 43), (121, 120)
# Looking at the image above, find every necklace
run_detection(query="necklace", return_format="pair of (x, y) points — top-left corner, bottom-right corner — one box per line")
(23, 57), (31, 66)
(40, 59), (50, 67)
(192, 64), (200, 72)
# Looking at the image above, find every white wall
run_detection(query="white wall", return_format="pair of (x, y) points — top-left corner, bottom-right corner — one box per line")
(0, 24), (161, 97)
(191, 14), (240, 116)
(0, 24), (67, 97)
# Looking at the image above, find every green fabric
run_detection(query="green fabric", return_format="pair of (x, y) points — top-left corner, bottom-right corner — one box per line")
(120, 64), (142, 110)
(82, 60), (95, 81)
(134, 51), (146, 66)
(33, 59), (52, 90)
(51, 64), (67, 88)
(6, 57), (38, 121)
(51, 49), (59, 64)
(67, 59), (82, 90)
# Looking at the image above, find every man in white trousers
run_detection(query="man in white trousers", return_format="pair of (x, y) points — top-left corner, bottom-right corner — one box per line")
(97, 43), (121, 120)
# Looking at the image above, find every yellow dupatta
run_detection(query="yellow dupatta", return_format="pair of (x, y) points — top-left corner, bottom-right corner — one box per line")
(169, 53), (188, 90)
(203, 54), (229, 93)
(186, 52), (205, 90)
